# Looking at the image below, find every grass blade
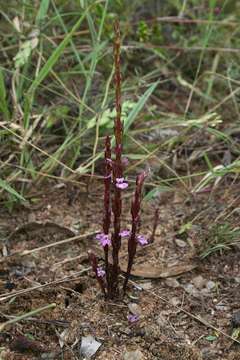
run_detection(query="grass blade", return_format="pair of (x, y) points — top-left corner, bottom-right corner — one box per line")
(124, 81), (159, 133)
(36, 0), (50, 25)
(23, 0), (102, 128)
(76, 81), (158, 173)
(0, 179), (25, 201)
(0, 69), (10, 120)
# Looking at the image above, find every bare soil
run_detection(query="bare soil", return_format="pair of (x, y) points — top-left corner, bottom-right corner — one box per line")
(0, 180), (240, 359)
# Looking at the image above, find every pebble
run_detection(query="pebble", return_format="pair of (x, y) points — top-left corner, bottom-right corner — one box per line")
(206, 281), (215, 291)
(169, 296), (181, 306)
(123, 349), (144, 360)
(183, 283), (199, 297)
(175, 238), (187, 248)
(139, 282), (152, 290)
(156, 311), (169, 327)
(128, 303), (142, 316)
(201, 347), (220, 359)
(165, 278), (180, 288)
(192, 275), (206, 290)
(215, 302), (229, 311)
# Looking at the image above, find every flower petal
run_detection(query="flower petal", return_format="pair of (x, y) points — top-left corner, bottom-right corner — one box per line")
(119, 229), (131, 237)
(127, 314), (139, 323)
(116, 182), (128, 189)
(97, 267), (105, 277)
(137, 235), (148, 246)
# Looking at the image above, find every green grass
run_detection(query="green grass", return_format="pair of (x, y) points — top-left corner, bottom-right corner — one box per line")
(201, 223), (240, 258)
(0, 0), (240, 216)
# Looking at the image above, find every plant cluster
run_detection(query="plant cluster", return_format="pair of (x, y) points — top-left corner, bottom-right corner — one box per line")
(89, 21), (148, 299)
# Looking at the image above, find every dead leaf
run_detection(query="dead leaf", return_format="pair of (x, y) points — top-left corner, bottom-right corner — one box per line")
(120, 262), (196, 279)
(8, 221), (75, 242)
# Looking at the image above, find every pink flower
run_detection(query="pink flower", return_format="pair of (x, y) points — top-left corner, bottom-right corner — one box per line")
(127, 314), (139, 323)
(97, 267), (105, 277)
(119, 229), (130, 237)
(137, 235), (148, 246)
(96, 233), (111, 247)
(116, 177), (124, 182)
(116, 177), (128, 189)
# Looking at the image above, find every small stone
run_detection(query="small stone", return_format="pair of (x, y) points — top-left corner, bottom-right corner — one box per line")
(28, 212), (36, 222)
(192, 275), (206, 290)
(183, 284), (199, 297)
(215, 302), (229, 311)
(201, 347), (219, 359)
(139, 282), (152, 290)
(175, 238), (187, 248)
(169, 297), (181, 306)
(156, 311), (169, 327)
(41, 352), (56, 360)
(123, 349), (144, 360)
(206, 281), (215, 291)
(128, 303), (142, 316)
(165, 278), (180, 288)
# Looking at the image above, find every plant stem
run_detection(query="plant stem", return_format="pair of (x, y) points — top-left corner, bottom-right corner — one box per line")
(123, 172), (146, 293)
(110, 19), (123, 298)
(88, 251), (106, 298)
(103, 135), (111, 295)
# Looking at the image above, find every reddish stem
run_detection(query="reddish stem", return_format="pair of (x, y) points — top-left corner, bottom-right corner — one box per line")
(110, 19), (123, 298)
(123, 172), (147, 293)
(88, 251), (106, 298)
(149, 208), (159, 243)
(103, 135), (112, 295)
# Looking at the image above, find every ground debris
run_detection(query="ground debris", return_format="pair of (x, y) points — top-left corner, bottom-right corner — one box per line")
(79, 335), (102, 359)
(9, 334), (48, 354)
(123, 349), (144, 360)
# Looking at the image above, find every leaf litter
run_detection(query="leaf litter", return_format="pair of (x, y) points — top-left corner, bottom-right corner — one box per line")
(0, 182), (240, 359)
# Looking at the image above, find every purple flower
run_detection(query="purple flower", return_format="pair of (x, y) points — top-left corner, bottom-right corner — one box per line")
(116, 182), (128, 189)
(96, 233), (111, 247)
(97, 267), (105, 278)
(116, 177), (124, 182)
(137, 235), (148, 246)
(127, 314), (139, 323)
(116, 177), (128, 189)
(119, 229), (131, 238)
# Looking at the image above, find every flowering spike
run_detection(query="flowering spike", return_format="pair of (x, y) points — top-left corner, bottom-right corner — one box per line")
(123, 172), (147, 293)
(90, 21), (149, 300)
(103, 136), (112, 292)
(109, 19), (123, 298)
(88, 251), (106, 297)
